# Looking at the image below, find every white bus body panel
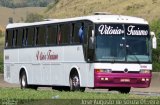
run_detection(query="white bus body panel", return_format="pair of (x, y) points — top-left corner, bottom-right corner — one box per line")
(4, 45), (92, 87)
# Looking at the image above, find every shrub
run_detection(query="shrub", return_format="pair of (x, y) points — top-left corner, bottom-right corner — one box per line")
(25, 13), (44, 22)
(150, 19), (160, 72)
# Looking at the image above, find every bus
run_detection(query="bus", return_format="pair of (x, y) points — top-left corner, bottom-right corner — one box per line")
(4, 13), (156, 93)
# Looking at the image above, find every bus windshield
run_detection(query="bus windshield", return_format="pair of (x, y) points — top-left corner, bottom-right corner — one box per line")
(94, 24), (151, 63)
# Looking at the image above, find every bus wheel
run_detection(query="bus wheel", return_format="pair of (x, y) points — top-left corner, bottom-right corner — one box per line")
(118, 87), (131, 94)
(20, 71), (28, 89)
(70, 73), (80, 91)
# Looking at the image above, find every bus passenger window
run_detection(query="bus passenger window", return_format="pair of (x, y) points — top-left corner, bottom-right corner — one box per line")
(22, 29), (27, 47)
(60, 24), (71, 44)
(78, 23), (84, 43)
(5, 29), (14, 48)
(73, 22), (84, 44)
(70, 24), (74, 44)
(26, 27), (35, 46)
(12, 30), (17, 47)
(36, 26), (46, 46)
(47, 25), (58, 45)
(57, 25), (62, 44)
(17, 29), (23, 47)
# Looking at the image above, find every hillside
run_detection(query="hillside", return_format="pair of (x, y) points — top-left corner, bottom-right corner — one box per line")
(0, 7), (46, 28)
(47, 0), (160, 22)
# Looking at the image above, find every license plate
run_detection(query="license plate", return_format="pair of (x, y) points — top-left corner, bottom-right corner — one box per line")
(120, 79), (130, 82)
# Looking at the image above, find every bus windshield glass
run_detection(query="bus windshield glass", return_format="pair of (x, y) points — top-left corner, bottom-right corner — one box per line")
(95, 24), (151, 63)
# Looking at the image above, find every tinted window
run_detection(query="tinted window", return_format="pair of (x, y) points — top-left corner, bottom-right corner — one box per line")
(17, 28), (23, 47)
(26, 27), (35, 46)
(47, 24), (57, 45)
(22, 29), (27, 47)
(36, 26), (46, 46)
(59, 24), (71, 44)
(12, 30), (18, 47)
(5, 29), (13, 48)
(73, 22), (84, 44)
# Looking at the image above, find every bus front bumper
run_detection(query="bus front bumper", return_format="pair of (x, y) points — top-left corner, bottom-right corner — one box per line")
(94, 73), (152, 88)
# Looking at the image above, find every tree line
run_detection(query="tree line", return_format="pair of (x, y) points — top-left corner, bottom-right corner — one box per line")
(0, 0), (57, 8)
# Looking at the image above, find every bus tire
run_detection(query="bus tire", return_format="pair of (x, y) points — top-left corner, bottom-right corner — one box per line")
(118, 87), (131, 94)
(70, 73), (81, 91)
(20, 71), (28, 89)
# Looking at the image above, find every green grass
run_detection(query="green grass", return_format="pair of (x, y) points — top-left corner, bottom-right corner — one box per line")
(0, 88), (160, 105)
(0, 88), (159, 99)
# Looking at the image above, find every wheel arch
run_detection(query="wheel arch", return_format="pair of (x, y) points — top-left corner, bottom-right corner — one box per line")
(19, 66), (28, 82)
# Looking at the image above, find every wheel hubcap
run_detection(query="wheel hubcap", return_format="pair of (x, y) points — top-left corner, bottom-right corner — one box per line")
(72, 76), (79, 87)
(21, 76), (26, 87)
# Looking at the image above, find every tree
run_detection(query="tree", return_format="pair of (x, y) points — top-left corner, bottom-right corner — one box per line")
(25, 13), (44, 22)
(150, 19), (160, 72)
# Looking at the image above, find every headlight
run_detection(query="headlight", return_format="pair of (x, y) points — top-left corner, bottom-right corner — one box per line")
(140, 70), (151, 74)
(95, 69), (112, 73)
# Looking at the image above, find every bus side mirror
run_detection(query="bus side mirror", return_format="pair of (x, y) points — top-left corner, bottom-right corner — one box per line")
(151, 32), (157, 49)
(89, 30), (95, 49)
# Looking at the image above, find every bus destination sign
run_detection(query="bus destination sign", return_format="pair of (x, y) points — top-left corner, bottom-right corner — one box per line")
(97, 24), (149, 36)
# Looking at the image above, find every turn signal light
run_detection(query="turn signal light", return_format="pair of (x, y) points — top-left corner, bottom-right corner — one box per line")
(95, 69), (112, 73)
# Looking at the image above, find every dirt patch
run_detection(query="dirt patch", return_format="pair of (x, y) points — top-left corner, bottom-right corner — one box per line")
(0, 74), (18, 88)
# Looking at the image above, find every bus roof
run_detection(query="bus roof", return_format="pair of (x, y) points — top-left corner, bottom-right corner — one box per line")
(6, 14), (148, 29)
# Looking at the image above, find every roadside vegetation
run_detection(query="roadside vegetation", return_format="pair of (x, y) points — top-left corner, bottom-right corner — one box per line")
(150, 19), (160, 72)
(25, 13), (44, 22)
(0, 88), (160, 105)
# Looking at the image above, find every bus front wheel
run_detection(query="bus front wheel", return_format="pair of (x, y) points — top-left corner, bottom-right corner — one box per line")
(69, 73), (85, 92)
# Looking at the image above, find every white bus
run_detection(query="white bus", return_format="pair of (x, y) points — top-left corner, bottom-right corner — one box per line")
(4, 13), (156, 93)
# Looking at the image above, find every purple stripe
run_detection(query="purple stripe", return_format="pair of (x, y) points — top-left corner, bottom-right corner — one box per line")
(94, 72), (152, 88)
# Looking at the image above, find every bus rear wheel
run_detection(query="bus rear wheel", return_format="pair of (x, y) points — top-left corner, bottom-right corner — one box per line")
(20, 71), (38, 90)
(20, 71), (28, 89)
